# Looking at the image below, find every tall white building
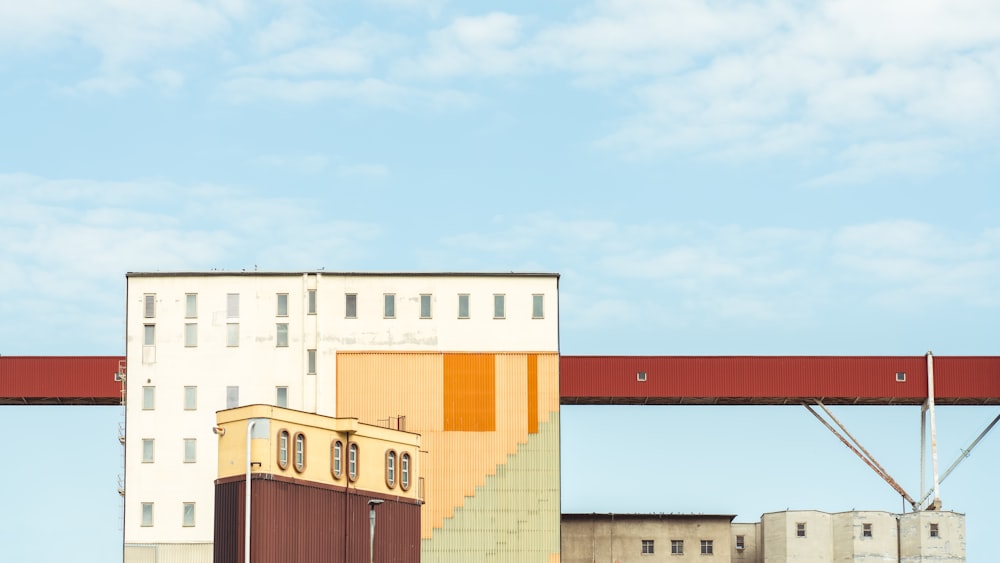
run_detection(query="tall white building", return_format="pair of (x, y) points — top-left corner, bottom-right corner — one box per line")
(124, 272), (561, 562)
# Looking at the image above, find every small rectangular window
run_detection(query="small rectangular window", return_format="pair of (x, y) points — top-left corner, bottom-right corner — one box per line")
(142, 439), (154, 463)
(797, 522), (806, 537)
(345, 293), (357, 319)
(736, 535), (745, 550)
(184, 323), (197, 347)
(185, 293), (197, 318)
(896, 371), (906, 382)
(862, 523), (872, 538)
(420, 294), (432, 319)
(532, 294), (544, 319)
(141, 502), (154, 527)
(276, 386), (288, 408)
(142, 386), (155, 410)
(184, 438), (196, 463)
(182, 502), (195, 527)
(276, 293), (288, 316)
(308, 289), (317, 314)
(143, 294), (155, 318)
(227, 293), (239, 318)
(671, 540), (684, 554)
(226, 386), (239, 409)
(493, 294), (505, 319)
(184, 386), (197, 410)
(700, 540), (713, 555)
(641, 539), (654, 554)
(276, 323), (289, 347)
(930, 523), (939, 538)
(458, 294), (470, 319)
(384, 294), (395, 318)
(307, 349), (316, 375)
(143, 324), (155, 346)
(226, 323), (239, 347)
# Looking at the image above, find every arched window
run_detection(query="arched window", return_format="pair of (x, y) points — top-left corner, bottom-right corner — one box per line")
(400, 452), (411, 491)
(385, 450), (397, 488)
(348, 443), (359, 482)
(331, 440), (343, 479)
(277, 430), (289, 470)
(294, 432), (306, 473)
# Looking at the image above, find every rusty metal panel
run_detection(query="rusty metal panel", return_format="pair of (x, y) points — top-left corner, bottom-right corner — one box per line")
(214, 475), (420, 563)
(0, 356), (123, 404)
(559, 356), (1000, 405)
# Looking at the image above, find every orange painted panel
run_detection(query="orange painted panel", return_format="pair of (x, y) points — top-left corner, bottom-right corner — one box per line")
(528, 354), (539, 434)
(443, 354), (495, 432)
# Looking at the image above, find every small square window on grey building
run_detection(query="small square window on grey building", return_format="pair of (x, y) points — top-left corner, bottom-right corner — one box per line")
(641, 539), (654, 554)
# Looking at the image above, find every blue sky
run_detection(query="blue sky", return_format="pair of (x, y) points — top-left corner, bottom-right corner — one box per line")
(1, 0), (998, 561)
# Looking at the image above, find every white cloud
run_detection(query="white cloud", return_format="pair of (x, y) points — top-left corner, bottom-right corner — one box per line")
(402, 12), (525, 77)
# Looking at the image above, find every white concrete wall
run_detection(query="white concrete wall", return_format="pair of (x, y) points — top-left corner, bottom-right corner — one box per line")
(123, 272), (559, 557)
(831, 511), (897, 562)
(899, 511), (965, 563)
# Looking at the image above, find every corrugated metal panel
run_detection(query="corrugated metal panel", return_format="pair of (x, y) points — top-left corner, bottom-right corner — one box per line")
(0, 356), (122, 404)
(443, 354), (495, 431)
(337, 351), (562, 551)
(560, 356), (1000, 405)
(934, 356), (1000, 401)
(214, 475), (420, 563)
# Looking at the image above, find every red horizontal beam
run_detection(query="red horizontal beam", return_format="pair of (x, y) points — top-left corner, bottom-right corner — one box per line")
(559, 356), (1000, 406)
(4, 355), (999, 407)
(0, 356), (123, 406)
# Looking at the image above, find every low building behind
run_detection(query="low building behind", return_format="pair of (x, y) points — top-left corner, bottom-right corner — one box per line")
(562, 510), (965, 563)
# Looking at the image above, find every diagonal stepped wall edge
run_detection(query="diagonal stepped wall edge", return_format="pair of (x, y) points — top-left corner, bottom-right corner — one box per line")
(421, 415), (561, 563)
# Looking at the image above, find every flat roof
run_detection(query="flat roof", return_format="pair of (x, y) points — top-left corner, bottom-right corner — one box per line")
(562, 513), (737, 521)
(127, 271), (559, 278)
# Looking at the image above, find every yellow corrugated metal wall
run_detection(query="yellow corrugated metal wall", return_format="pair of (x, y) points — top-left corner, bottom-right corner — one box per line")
(336, 351), (560, 562)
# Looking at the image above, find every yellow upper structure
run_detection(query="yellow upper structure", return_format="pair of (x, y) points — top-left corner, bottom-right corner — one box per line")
(216, 404), (421, 501)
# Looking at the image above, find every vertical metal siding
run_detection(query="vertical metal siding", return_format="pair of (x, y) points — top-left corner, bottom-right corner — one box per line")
(0, 356), (123, 403)
(214, 477), (420, 563)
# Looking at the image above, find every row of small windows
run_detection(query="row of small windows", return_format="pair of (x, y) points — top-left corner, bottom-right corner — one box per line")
(141, 385), (291, 411)
(641, 539), (715, 555)
(141, 438), (197, 463)
(275, 430), (411, 490)
(143, 291), (546, 322)
(793, 521), (940, 539)
(139, 501), (195, 528)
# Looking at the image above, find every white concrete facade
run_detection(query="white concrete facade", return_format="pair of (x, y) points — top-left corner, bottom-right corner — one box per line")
(123, 272), (559, 561)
